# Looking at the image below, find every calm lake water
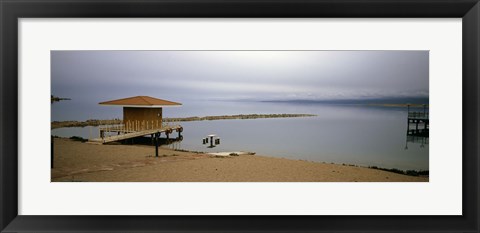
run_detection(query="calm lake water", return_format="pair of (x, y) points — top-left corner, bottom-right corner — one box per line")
(51, 101), (429, 171)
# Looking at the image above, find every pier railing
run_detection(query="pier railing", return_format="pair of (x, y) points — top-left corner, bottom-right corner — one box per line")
(98, 120), (181, 136)
(92, 121), (183, 144)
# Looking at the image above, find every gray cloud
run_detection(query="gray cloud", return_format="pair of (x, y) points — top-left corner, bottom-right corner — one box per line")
(51, 50), (428, 102)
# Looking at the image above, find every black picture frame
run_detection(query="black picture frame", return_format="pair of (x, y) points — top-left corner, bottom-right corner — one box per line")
(1, 0), (479, 232)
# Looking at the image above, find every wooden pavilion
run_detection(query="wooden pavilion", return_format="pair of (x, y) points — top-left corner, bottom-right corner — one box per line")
(99, 95), (181, 130)
(89, 96), (183, 146)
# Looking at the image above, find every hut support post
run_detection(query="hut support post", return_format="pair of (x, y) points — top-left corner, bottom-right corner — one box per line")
(155, 132), (159, 157)
(51, 135), (54, 168)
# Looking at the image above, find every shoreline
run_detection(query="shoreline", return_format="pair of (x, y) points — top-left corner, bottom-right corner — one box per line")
(52, 138), (428, 182)
(62, 135), (430, 177)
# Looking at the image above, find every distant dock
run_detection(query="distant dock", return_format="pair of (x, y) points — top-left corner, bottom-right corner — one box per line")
(405, 104), (429, 148)
(407, 111), (429, 137)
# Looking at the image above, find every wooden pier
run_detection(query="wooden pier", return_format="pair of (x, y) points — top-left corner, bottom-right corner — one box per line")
(407, 112), (429, 137)
(88, 122), (183, 144)
(404, 104), (429, 149)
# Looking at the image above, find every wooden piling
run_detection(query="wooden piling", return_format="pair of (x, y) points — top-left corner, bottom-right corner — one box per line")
(155, 132), (159, 157)
(51, 135), (54, 169)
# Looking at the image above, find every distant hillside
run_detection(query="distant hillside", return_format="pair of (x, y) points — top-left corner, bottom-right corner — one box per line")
(262, 97), (429, 105)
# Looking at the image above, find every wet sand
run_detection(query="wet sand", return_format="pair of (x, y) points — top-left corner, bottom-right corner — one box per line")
(52, 138), (428, 182)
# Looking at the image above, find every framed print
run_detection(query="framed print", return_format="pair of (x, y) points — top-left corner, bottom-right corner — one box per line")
(1, 0), (479, 232)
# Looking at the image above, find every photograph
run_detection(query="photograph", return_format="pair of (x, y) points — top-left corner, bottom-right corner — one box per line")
(50, 50), (429, 182)
(3, 0), (478, 231)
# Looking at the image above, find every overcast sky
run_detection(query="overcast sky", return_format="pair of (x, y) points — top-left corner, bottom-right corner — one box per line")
(51, 50), (428, 103)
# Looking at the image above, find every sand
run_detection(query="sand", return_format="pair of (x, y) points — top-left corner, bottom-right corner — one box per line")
(51, 138), (428, 182)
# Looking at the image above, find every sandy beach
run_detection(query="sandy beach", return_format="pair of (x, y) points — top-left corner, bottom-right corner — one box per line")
(51, 138), (428, 182)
